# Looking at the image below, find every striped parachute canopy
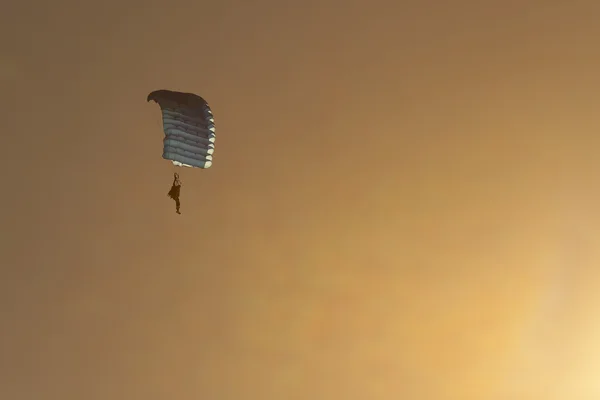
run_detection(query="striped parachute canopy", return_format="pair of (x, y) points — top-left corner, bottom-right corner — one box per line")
(147, 89), (215, 169)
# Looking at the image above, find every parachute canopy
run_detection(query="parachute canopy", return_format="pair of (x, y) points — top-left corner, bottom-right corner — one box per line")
(147, 89), (215, 169)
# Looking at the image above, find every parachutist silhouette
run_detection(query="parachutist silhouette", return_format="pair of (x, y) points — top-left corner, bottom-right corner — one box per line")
(167, 173), (182, 214)
(149, 90), (215, 216)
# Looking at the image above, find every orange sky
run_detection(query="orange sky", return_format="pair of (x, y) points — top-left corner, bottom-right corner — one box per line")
(3, 1), (600, 399)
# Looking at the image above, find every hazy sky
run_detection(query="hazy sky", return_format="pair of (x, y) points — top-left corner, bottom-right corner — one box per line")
(3, 1), (600, 399)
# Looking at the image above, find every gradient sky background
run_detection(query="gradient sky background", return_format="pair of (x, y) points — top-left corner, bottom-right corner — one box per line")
(3, 1), (600, 399)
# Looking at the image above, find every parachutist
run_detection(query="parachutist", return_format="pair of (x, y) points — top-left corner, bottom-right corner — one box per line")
(167, 173), (182, 214)
(148, 89), (216, 216)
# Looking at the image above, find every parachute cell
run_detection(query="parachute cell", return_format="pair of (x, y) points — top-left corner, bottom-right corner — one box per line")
(147, 89), (216, 168)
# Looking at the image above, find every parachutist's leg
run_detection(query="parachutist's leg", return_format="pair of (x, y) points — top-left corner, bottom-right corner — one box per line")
(175, 198), (181, 214)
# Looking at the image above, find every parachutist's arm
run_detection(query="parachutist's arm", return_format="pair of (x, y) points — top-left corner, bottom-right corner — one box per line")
(173, 173), (181, 185)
